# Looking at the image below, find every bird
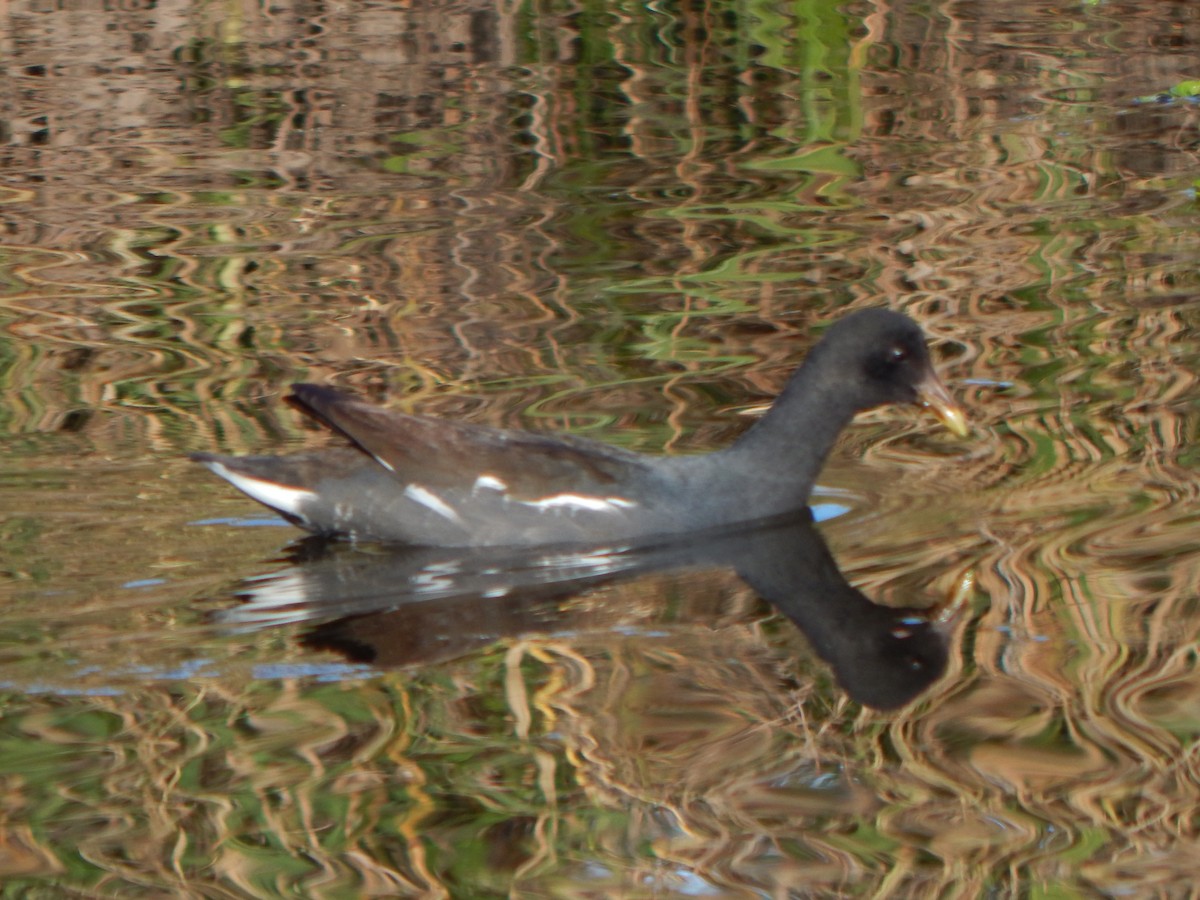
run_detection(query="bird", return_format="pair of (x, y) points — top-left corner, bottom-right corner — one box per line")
(192, 308), (967, 546)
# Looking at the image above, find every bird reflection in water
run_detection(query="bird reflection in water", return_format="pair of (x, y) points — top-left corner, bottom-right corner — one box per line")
(216, 510), (969, 710)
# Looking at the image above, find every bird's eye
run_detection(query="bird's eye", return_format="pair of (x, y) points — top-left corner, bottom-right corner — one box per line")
(889, 344), (909, 363)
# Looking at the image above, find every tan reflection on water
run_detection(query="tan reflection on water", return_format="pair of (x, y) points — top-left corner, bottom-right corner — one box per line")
(3, 0), (1200, 895)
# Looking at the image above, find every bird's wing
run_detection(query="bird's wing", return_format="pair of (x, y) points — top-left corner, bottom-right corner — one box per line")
(287, 384), (654, 501)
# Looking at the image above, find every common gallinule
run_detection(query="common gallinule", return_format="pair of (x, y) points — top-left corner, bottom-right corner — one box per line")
(193, 308), (967, 546)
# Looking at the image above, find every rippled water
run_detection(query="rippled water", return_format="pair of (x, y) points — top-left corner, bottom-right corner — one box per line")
(2, 0), (1200, 895)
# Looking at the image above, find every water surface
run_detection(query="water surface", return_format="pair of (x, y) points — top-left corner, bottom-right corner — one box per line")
(2, 0), (1200, 895)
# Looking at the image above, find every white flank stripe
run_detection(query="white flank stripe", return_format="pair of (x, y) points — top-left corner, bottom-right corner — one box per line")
(404, 484), (463, 523)
(208, 462), (316, 516)
(603, 497), (638, 509)
(239, 571), (311, 608)
(521, 493), (638, 513)
(473, 474), (508, 492)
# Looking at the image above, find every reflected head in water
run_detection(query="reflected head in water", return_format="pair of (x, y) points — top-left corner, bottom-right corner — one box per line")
(215, 512), (965, 711)
(192, 308), (966, 547)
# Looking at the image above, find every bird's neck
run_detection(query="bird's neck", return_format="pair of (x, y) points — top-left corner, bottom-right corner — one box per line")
(719, 361), (860, 502)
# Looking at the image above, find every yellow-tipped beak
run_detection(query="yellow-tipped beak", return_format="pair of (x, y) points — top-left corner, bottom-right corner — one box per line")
(916, 372), (969, 437)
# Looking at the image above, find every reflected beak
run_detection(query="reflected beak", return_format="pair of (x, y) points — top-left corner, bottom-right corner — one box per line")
(933, 568), (975, 629)
(915, 370), (969, 437)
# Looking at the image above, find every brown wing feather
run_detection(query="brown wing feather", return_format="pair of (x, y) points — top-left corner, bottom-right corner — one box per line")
(288, 384), (651, 498)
